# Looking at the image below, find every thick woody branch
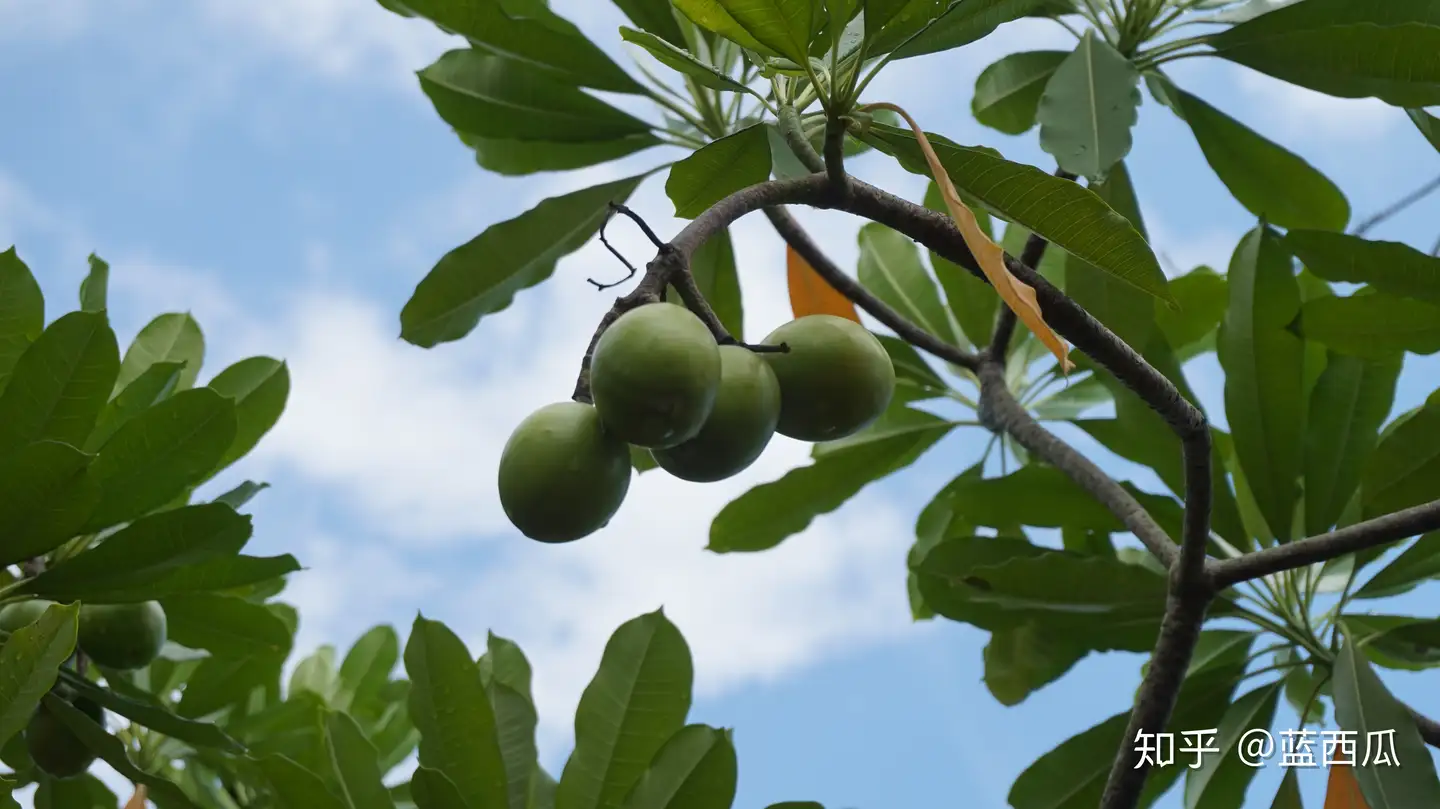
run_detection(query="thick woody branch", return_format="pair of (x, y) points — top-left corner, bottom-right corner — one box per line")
(1209, 499), (1440, 589)
(1411, 707), (1440, 747)
(763, 205), (980, 371)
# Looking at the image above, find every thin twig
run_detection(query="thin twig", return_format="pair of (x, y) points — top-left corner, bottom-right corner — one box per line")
(588, 203), (666, 290)
(1352, 173), (1440, 236)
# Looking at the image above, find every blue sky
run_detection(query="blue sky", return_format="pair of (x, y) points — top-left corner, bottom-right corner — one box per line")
(2, 1), (1439, 807)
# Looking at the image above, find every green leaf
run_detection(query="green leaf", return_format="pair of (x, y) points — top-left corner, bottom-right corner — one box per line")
(923, 181), (997, 348)
(671, 0), (775, 54)
(336, 625), (401, 714)
(324, 710), (398, 809)
(206, 356), (290, 475)
(378, 0), (644, 94)
(85, 360), (186, 452)
(1355, 532), (1440, 599)
(876, 335), (948, 401)
(40, 692), (198, 807)
(257, 753), (348, 809)
(420, 50), (652, 144)
(1218, 224), (1305, 542)
(465, 133), (663, 177)
(1036, 31), (1141, 180)
(291, 645), (338, 701)
(1298, 290), (1440, 357)
(972, 50), (1069, 135)
(1159, 266), (1227, 353)
(886, 0), (1048, 60)
(16, 503), (252, 603)
(400, 174), (646, 348)
(0, 310), (119, 456)
(1285, 230), (1440, 306)
(613, 0), (688, 46)
(1182, 682), (1281, 809)
(0, 248), (45, 393)
(1268, 770), (1303, 809)
(115, 313), (205, 395)
(491, 683), (538, 809)
(34, 773), (116, 808)
(1303, 351), (1401, 533)
(620, 27), (755, 94)
(927, 464), (1170, 531)
(79, 254), (109, 314)
(709, 407), (954, 552)
(1410, 107), (1440, 152)
(983, 623), (1088, 706)
(81, 387), (238, 530)
(405, 615), (508, 809)
(0, 441), (99, 566)
(557, 610), (693, 809)
(479, 633), (534, 702)
(1165, 86), (1350, 231)
(0, 602), (79, 748)
(1209, 0), (1440, 108)
(411, 767), (469, 809)
(618, 724), (737, 809)
(711, 0), (817, 61)
(1333, 628), (1440, 807)
(857, 222), (962, 346)
(1363, 395), (1440, 517)
(162, 593), (293, 657)
(862, 123), (1172, 304)
(55, 668), (244, 751)
(689, 227), (744, 341)
(1063, 162), (1155, 350)
(214, 480), (270, 512)
(666, 126), (772, 219)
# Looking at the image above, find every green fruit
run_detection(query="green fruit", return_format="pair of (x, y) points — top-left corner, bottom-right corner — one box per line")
(498, 402), (632, 543)
(26, 695), (104, 779)
(0, 599), (56, 633)
(762, 315), (896, 441)
(590, 302), (721, 448)
(652, 346), (782, 482)
(78, 601), (167, 670)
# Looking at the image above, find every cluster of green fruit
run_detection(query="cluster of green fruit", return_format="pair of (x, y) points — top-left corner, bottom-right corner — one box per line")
(499, 303), (897, 543)
(0, 599), (168, 780)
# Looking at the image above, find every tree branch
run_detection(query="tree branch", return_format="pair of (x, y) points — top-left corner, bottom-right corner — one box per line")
(763, 205), (980, 371)
(1209, 499), (1440, 589)
(1411, 706), (1440, 748)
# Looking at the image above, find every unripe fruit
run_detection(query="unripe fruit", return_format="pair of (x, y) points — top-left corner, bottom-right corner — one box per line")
(27, 694), (104, 779)
(590, 303), (721, 449)
(78, 601), (167, 670)
(652, 346), (782, 482)
(762, 315), (896, 441)
(498, 402), (632, 543)
(0, 599), (56, 634)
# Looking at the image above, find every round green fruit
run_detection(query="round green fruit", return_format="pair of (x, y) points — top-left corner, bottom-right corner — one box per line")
(498, 401), (632, 543)
(26, 695), (104, 779)
(762, 315), (896, 441)
(590, 302), (721, 449)
(652, 346), (782, 482)
(0, 599), (56, 633)
(78, 601), (167, 670)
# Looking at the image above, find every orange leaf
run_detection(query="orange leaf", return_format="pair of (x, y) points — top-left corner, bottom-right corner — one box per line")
(860, 102), (1073, 374)
(1326, 764), (1370, 808)
(786, 244), (861, 322)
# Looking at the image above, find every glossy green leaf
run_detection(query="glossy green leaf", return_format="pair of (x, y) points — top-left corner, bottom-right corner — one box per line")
(613, 0), (688, 46)
(886, 0), (1047, 60)
(1218, 224), (1304, 542)
(688, 227), (744, 341)
(40, 692), (198, 807)
(16, 503), (252, 602)
(1410, 107), (1440, 152)
(491, 683), (538, 809)
(557, 610), (693, 809)
(1183, 682), (1281, 809)
(0, 310), (119, 456)
(1037, 32), (1141, 180)
(214, 480), (269, 512)
(465, 133), (662, 177)
(1159, 266), (1227, 353)
(411, 766), (469, 809)
(0, 248), (44, 392)
(1031, 375), (1111, 420)
(401, 174), (646, 348)
(619, 724), (737, 809)
(77, 254), (109, 314)
(85, 360), (186, 452)
(1333, 629), (1440, 807)
(377, 0), (644, 94)
(620, 27), (755, 94)
(1209, 0), (1440, 108)
(55, 668), (244, 751)
(163, 593), (293, 657)
(258, 753), (348, 809)
(1167, 86), (1349, 231)
(1355, 532), (1440, 599)
(972, 50), (1068, 135)
(0, 602), (79, 748)
(862, 123), (1172, 304)
(671, 0), (774, 54)
(1298, 290), (1440, 357)
(1303, 351), (1401, 533)
(33, 773), (116, 808)
(709, 406), (954, 552)
(983, 622), (1088, 706)
(857, 222), (961, 346)
(923, 181), (997, 348)
(336, 625), (401, 714)
(291, 645), (338, 701)
(420, 50), (651, 144)
(927, 464), (1175, 532)
(405, 615), (508, 809)
(1363, 395), (1440, 517)
(479, 632), (534, 702)
(666, 125), (771, 219)
(1281, 652), (1327, 724)
(81, 387), (237, 530)
(909, 462), (984, 620)
(1269, 770), (1303, 809)
(115, 312), (204, 394)
(0, 441), (98, 566)
(711, 0), (817, 61)
(1286, 230), (1440, 306)
(206, 356), (290, 475)
(876, 335), (948, 401)
(324, 710), (398, 809)
(1063, 162), (1155, 349)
